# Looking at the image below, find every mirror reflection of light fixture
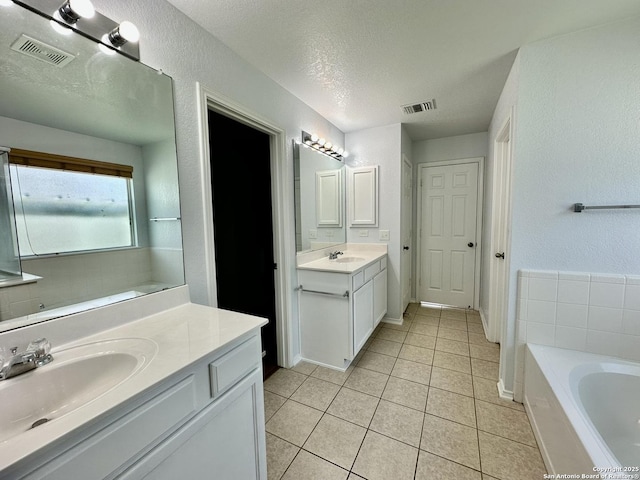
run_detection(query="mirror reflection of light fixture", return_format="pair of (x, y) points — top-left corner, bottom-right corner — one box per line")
(0, 0), (14, 7)
(301, 131), (348, 161)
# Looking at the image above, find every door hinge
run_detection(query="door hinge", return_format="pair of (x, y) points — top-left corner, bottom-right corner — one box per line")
(273, 263), (278, 270)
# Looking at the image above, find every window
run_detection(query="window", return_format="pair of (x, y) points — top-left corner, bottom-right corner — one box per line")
(8, 149), (134, 256)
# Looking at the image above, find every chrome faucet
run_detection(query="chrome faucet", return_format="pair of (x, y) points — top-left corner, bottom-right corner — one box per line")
(0, 338), (53, 380)
(328, 251), (344, 260)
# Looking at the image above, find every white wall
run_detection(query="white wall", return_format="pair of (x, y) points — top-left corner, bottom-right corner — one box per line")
(412, 132), (488, 165)
(346, 124), (403, 320)
(498, 16), (640, 394)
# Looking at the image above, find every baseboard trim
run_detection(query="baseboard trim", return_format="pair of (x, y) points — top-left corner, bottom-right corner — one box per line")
(497, 378), (514, 401)
(298, 356), (349, 372)
(381, 315), (403, 325)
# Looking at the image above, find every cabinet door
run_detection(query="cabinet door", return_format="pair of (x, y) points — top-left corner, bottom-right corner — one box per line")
(119, 369), (266, 480)
(353, 280), (373, 354)
(373, 269), (387, 326)
(348, 166), (378, 226)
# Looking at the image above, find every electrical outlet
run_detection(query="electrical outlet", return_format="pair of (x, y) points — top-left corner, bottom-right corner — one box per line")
(359, 229), (369, 237)
(379, 230), (390, 241)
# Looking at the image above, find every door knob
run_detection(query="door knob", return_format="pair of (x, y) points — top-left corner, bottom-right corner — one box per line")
(467, 242), (474, 248)
(495, 252), (505, 259)
(403, 246), (410, 251)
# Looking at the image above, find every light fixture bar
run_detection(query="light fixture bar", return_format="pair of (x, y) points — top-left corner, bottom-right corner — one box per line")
(12, 0), (141, 61)
(301, 131), (348, 161)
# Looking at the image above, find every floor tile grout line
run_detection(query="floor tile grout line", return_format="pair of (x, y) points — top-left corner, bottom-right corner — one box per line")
(270, 305), (518, 479)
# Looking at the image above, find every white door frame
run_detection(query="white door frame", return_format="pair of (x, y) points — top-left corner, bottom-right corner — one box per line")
(416, 157), (484, 310)
(196, 82), (293, 368)
(488, 109), (515, 343)
(401, 154), (413, 311)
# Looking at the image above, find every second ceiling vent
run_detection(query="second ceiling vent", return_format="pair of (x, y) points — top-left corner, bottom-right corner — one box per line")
(402, 99), (437, 115)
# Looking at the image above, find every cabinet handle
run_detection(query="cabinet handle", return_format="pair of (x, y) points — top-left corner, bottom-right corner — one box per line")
(296, 285), (350, 298)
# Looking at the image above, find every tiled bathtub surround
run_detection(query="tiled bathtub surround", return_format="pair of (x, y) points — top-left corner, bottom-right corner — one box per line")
(265, 303), (546, 480)
(514, 270), (640, 400)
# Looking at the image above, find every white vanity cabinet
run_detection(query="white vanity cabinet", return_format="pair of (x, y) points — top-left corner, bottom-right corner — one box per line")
(298, 254), (387, 369)
(5, 331), (266, 480)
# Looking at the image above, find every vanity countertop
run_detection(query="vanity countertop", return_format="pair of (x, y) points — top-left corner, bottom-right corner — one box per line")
(297, 249), (387, 274)
(0, 303), (267, 472)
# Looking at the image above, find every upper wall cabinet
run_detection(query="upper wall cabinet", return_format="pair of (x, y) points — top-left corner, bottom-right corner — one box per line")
(348, 166), (378, 227)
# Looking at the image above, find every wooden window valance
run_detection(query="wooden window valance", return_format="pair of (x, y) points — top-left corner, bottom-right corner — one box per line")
(8, 148), (133, 178)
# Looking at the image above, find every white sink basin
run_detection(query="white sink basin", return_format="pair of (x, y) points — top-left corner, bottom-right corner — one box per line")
(0, 337), (157, 443)
(335, 256), (366, 263)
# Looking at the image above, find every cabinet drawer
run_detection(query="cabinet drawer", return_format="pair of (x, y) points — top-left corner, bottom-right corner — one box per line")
(24, 377), (197, 480)
(209, 336), (260, 398)
(364, 261), (381, 282)
(380, 256), (387, 270)
(352, 271), (365, 291)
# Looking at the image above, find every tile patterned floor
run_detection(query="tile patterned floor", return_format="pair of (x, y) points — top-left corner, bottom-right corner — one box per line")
(263, 304), (547, 480)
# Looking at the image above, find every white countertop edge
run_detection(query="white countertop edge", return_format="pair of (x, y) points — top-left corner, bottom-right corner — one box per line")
(297, 245), (388, 273)
(0, 302), (268, 473)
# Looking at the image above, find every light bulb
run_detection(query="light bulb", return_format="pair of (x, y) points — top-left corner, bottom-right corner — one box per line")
(108, 21), (140, 47)
(57, 0), (94, 24)
(69, 0), (94, 19)
(118, 21), (140, 42)
(0, 0), (13, 7)
(342, 150), (349, 158)
(325, 142), (333, 150)
(337, 148), (344, 155)
(318, 138), (326, 146)
(331, 145), (339, 153)
(310, 133), (319, 142)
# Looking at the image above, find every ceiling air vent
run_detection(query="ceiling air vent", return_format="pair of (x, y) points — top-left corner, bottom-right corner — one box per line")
(10, 34), (76, 67)
(402, 99), (437, 115)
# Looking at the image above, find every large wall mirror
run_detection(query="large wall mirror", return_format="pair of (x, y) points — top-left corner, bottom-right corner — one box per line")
(294, 143), (346, 253)
(0, 3), (184, 332)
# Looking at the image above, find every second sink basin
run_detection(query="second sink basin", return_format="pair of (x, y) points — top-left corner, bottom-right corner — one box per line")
(335, 256), (366, 263)
(0, 337), (157, 443)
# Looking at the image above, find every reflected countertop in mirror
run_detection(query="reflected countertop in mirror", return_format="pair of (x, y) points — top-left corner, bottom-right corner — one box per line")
(0, 3), (184, 332)
(294, 142), (346, 254)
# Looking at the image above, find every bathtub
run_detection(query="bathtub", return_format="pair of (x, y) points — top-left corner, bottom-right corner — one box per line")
(524, 344), (640, 475)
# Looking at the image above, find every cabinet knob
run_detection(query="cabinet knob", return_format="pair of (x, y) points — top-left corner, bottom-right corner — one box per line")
(403, 246), (410, 251)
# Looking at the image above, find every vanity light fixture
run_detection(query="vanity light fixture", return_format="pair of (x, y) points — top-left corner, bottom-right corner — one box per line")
(302, 131), (348, 160)
(14, 0), (142, 60)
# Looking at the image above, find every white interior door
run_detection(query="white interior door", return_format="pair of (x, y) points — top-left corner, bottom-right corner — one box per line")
(419, 162), (478, 308)
(488, 116), (513, 343)
(401, 156), (412, 312)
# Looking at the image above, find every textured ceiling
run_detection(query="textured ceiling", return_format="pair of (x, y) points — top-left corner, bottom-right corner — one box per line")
(166, 0), (640, 140)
